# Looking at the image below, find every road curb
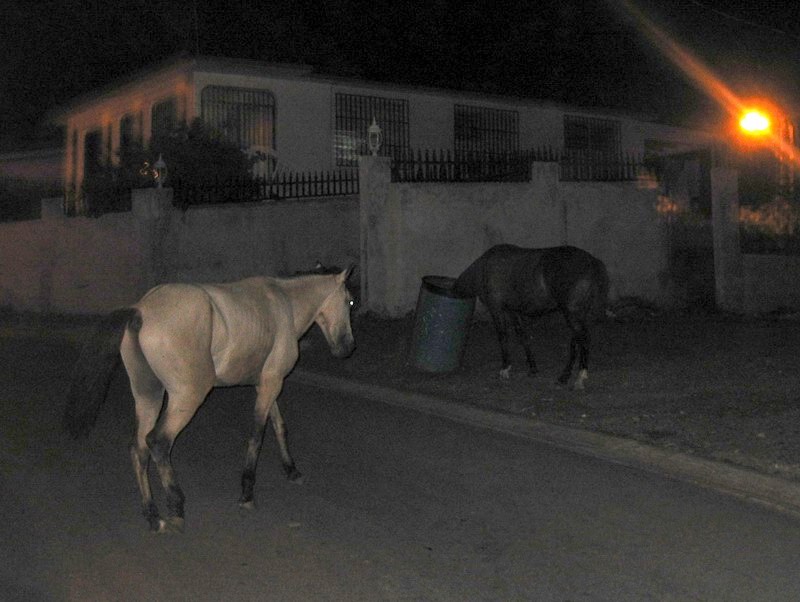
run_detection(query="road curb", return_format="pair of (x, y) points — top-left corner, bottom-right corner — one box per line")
(292, 367), (800, 519)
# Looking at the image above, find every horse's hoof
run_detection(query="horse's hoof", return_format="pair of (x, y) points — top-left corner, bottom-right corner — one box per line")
(527, 368), (539, 377)
(499, 366), (511, 380)
(157, 517), (185, 534)
(557, 374), (570, 386)
(239, 499), (256, 511)
(287, 470), (305, 485)
(571, 369), (588, 391)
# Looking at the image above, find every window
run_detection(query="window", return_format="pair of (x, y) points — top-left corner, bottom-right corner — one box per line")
(334, 93), (409, 166)
(563, 115), (621, 156)
(201, 86), (276, 151)
(120, 114), (135, 153)
(151, 97), (178, 139)
(454, 104), (519, 157)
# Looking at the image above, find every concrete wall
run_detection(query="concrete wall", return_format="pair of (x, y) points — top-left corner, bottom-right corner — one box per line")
(6, 161), (800, 318)
(0, 189), (358, 314)
(359, 157), (672, 316)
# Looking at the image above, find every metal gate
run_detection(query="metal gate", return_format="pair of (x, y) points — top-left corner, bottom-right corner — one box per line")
(660, 149), (716, 311)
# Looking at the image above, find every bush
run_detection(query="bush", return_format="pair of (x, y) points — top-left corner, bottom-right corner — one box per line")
(151, 119), (257, 210)
(79, 118), (258, 215)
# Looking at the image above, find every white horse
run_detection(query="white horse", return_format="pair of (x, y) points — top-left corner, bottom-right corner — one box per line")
(65, 267), (355, 533)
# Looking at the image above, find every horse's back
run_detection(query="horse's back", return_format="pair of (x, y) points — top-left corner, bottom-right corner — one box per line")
(198, 277), (297, 384)
(540, 246), (608, 318)
(465, 244), (607, 318)
(132, 277), (295, 386)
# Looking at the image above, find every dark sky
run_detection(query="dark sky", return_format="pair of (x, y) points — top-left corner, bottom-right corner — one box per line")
(2, 0), (800, 149)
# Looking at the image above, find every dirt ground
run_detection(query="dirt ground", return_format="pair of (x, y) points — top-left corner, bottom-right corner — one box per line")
(295, 306), (800, 483)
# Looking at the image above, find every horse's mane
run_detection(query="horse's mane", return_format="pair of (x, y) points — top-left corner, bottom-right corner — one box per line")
(292, 261), (342, 277)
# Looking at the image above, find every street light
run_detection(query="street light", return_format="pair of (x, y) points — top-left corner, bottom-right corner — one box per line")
(736, 102), (796, 195)
(739, 109), (771, 136)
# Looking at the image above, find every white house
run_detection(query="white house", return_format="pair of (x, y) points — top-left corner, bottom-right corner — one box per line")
(49, 54), (714, 196)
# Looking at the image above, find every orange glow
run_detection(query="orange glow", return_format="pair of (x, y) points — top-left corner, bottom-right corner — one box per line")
(616, 0), (800, 167)
(739, 196), (800, 235)
(739, 110), (771, 135)
(656, 194), (683, 216)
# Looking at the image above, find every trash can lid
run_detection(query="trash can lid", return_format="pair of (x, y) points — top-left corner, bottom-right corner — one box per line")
(421, 275), (472, 299)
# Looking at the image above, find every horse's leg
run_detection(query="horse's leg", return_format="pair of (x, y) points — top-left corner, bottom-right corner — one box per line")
(130, 391), (165, 532)
(559, 313), (589, 389)
(145, 385), (209, 533)
(121, 335), (166, 532)
(489, 307), (514, 379)
(514, 314), (538, 376)
(268, 401), (303, 484)
(240, 373), (285, 510)
(574, 322), (591, 391)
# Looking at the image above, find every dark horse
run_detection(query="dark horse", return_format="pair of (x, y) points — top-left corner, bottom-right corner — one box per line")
(453, 244), (608, 389)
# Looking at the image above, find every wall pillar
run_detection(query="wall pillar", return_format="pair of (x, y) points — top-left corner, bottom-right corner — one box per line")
(40, 197), (65, 221)
(132, 187), (174, 291)
(711, 167), (744, 312)
(358, 155), (397, 314)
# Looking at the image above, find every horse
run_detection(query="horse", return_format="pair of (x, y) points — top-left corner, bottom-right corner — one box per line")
(452, 244), (608, 390)
(64, 266), (355, 533)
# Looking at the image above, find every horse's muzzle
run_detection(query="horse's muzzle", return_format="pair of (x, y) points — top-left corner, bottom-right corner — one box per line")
(330, 335), (355, 358)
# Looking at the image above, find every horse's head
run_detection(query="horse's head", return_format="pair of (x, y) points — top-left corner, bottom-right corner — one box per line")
(315, 265), (356, 358)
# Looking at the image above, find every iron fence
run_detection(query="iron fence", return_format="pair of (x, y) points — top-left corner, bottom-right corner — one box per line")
(172, 169), (359, 209)
(559, 150), (647, 182)
(391, 149), (550, 183)
(390, 147), (650, 183)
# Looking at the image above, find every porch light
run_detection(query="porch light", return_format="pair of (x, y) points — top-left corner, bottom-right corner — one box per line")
(154, 154), (167, 188)
(367, 117), (383, 156)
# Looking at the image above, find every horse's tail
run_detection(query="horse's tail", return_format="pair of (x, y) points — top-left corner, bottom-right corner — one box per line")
(64, 308), (141, 438)
(452, 253), (487, 298)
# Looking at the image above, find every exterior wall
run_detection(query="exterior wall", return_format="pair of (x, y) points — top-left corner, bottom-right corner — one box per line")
(742, 255), (800, 311)
(359, 157), (672, 316)
(0, 190), (358, 314)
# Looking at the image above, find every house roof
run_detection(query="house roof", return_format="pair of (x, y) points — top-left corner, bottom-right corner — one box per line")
(46, 53), (697, 129)
(46, 54), (314, 123)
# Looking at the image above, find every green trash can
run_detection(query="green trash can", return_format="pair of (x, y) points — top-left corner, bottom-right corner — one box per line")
(410, 275), (476, 373)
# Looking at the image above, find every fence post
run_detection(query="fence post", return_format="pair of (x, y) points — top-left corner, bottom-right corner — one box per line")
(711, 167), (744, 312)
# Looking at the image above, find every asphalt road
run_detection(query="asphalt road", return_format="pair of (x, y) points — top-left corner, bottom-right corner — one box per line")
(2, 336), (800, 600)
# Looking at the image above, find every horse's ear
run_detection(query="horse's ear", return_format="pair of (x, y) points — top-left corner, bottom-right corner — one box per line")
(339, 263), (356, 283)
